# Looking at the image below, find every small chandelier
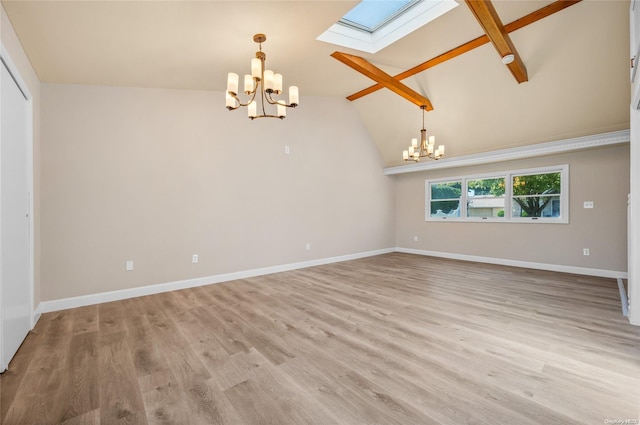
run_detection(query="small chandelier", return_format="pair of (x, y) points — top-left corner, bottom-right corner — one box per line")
(403, 106), (445, 161)
(226, 34), (299, 120)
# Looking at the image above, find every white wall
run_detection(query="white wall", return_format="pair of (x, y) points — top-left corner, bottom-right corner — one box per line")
(40, 83), (395, 302)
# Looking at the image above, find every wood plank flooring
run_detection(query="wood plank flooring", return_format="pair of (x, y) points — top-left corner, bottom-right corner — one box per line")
(2, 253), (639, 424)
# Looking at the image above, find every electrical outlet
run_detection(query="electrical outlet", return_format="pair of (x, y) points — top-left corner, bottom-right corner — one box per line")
(284, 145), (290, 154)
(583, 201), (594, 209)
(413, 235), (418, 242)
(126, 260), (134, 271)
(192, 254), (198, 263)
(583, 248), (590, 256)
(306, 242), (311, 250)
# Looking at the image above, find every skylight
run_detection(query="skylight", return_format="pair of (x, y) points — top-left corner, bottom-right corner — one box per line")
(317, 0), (458, 54)
(339, 0), (419, 33)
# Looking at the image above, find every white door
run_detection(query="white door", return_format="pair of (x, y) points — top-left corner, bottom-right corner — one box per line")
(0, 57), (31, 372)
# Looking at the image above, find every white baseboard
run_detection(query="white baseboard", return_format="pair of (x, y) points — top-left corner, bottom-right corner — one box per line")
(34, 248), (395, 315)
(396, 247), (628, 279)
(32, 311), (41, 328)
(34, 246), (626, 316)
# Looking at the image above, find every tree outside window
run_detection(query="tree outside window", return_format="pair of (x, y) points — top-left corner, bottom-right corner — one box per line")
(511, 172), (561, 218)
(430, 181), (461, 217)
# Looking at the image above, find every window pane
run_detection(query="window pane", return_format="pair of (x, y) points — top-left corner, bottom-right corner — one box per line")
(340, 0), (418, 32)
(512, 172), (561, 196)
(512, 195), (561, 217)
(431, 200), (460, 217)
(511, 172), (561, 218)
(431, 181), (461, 200)
(466, 177), (505, 218)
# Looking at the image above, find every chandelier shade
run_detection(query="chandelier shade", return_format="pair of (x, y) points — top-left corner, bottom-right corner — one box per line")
(226, 34), (299, 120)
(403, 105), (444, 161)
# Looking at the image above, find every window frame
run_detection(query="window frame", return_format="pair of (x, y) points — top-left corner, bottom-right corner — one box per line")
(425, 165), (569, 224)
(316, 0), (458, 54)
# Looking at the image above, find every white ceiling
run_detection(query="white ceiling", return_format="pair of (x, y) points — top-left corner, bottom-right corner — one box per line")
(2, 0), (631, 167)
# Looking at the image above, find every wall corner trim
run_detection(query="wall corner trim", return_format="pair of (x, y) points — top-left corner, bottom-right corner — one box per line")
(34, 248), (395, 315)
(384, 130), (630, 175)
(395, 247), (628, 279)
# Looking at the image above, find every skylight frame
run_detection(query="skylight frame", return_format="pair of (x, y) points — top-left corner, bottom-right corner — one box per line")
(338, 0), (421, 34)
(317, 0), (459, 54)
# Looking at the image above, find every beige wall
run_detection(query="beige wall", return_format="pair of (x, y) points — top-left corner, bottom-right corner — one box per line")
(1, 5), (41, 307)
(36, 81), (633, 303)
(40, 83), (395, 301)
(394, 145), (630, 273)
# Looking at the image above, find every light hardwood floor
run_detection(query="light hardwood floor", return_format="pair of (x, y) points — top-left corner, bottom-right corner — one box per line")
(1, 253), (639, 424)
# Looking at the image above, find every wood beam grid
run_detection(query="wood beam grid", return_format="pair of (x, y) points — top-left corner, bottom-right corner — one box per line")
(330, 52), (433, 109)
(465, 0), (528, 83)
(345, 0), (581, 102)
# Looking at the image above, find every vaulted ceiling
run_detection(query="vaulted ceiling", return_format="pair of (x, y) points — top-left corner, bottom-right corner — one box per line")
(2, 0), (630, 167)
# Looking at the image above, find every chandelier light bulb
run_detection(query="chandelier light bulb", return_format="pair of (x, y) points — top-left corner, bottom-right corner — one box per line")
(264, 70), (275, 91)
(277, 103), (286, 118)
(251, 58), (261, 79)
(226, 73), (239, 95)
(225, 92), (236, 108)
(289, 86), (299, 105)
(244, 75), (254, 94)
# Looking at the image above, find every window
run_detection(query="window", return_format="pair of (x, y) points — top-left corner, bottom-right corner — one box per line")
(467, 177), (506, 218)
(316, 0), (458, 54)
(425, 165), (569, 223)
(511, 171), (561, 219)
(429, 180), (461, 218)
(339, 0), (419, 33)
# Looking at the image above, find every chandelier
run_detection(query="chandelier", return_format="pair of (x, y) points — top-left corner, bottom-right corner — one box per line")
(403, 106), (445, 161)
(226, 34), (299, 120)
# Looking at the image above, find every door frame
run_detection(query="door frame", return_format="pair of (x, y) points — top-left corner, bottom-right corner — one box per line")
(0, 43), (35, 370)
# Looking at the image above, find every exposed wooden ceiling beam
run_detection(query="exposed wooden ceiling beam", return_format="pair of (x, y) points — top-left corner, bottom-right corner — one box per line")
(330, 51), (433, 110)
(346, 0), (581, 102)
(465, 0), (527, 83)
